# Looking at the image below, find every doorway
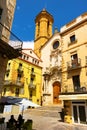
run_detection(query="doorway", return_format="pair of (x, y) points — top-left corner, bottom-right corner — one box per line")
(53, 81), (61, 104)
(72, 102), (87, 124)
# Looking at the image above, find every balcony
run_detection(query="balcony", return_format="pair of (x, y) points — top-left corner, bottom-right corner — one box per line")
(31, 72), (36, 79)
(67, 58), (81, 71)
(50, 64), (62, 72)
(4, 80), (24, 87)
(29, 83), (36, 89)
(17, 68), (23, 76)
(0, 22), (23, 59)
(59, 83), (87, 100)
(61, 82), (87, 94)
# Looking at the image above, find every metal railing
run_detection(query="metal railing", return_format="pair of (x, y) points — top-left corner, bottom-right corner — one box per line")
(29, 83), (36, 89)
(4, 80), (24, 87)
(67, 58), (81, 70)
(61, 82), (87, 94)
(0, 22), (23, 51)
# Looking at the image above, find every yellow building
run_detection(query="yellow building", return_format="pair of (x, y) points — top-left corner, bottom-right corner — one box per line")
(59, 12), (87, 124)
(34, 8), (54, 58)
(3, 49), (42, 105)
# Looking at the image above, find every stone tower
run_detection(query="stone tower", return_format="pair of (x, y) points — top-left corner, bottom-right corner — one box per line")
(34, 9), (54, 57)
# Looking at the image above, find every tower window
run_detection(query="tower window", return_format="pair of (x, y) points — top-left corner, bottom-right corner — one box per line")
(38, 22), (40, 35)
(47, 21), (50, 36)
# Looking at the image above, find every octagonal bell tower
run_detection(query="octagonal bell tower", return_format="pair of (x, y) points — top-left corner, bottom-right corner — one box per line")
(34, 9), (54, 58)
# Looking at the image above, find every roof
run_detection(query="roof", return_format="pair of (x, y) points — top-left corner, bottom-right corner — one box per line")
(35, 8), (54, 23)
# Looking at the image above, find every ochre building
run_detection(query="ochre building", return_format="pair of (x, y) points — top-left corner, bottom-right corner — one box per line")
(3, 49), (42, 105)
(59, 12), (87, 124)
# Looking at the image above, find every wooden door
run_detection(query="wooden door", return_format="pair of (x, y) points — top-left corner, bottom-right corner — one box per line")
(53, 82), (61, 104)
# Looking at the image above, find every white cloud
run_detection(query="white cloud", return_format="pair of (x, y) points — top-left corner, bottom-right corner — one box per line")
(23, 41), (34, 49)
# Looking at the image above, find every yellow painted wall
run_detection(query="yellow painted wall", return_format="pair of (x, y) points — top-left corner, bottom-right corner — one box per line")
(3, 58), (42, 105)
(61, 14), (87, 124)
(62, 20), (87, 94)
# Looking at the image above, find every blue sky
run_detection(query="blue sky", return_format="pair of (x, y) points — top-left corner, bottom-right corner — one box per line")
(12, 0), (87, 42)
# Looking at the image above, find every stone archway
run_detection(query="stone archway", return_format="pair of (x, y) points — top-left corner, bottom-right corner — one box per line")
(53, 81), (61, 104)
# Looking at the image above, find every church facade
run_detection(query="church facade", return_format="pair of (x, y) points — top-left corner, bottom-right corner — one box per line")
(34, 9), (87, 124)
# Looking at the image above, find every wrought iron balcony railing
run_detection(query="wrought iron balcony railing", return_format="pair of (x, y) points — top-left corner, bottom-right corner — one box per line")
(61, 82), (87, 94)
(0, 22), (23, 59)
(4, 80), (24, 87)
(28, 83), (36, 89)
(0, 22), (23, 50)
(67, 58), (81, 70)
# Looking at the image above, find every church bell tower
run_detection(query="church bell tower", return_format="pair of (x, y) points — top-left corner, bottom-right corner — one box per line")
(34, 9), (54, 57)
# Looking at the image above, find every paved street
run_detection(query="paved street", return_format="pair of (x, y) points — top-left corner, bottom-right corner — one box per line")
(23, 113), (87, 130)
(1, 106), (87, 130)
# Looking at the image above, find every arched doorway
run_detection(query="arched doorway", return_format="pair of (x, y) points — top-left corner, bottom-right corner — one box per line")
(53, 81), (61, 104)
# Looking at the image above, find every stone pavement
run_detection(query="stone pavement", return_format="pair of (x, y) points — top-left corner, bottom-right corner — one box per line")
(23, 113), (87, 130)
(0, 105), (87, 130)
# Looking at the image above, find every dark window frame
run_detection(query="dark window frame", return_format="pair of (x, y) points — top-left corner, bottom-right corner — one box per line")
(70, 35), (76, 43)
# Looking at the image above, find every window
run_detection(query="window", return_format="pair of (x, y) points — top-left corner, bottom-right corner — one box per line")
(19, 63), (22, 67)
(70, 35), (76, 43)
(27, 56), (29, 60)
(71, 54), (78, 60)
(31, 68), (34, 72)
(17, 63), (23, 80)
(15, 88), (19, 96)
(30, 91), (32, 98)
(17, 73), (22, 81)
(71, 54), (78, 67)
(32, 58), (34, 63)
(0, 8), (3, 19)
(6, 62), (11, 77)
(72, 75), (80, 91)
(18, 63), (22, 71)
(23, 55), (26, 59)
(53, 41), (59, 49)
(30, 50), (32, 54)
